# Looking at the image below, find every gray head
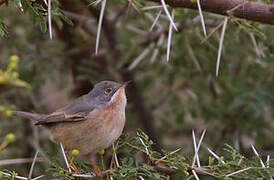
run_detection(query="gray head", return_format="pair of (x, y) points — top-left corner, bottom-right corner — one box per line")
(88, 81), (128, 108)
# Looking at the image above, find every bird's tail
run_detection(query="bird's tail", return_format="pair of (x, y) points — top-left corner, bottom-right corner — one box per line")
(13, 111), (46, 121)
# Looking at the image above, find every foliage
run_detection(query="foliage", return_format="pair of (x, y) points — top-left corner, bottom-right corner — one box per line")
(0, 0), (72, 36)
(0, 55), (30, 88)
(2, 130), (274, 179)
(1, 0), (274, 179)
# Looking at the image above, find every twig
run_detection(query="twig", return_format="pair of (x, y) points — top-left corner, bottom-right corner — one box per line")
(126, 25), (146, 35)
(72, 170), (110, 178)
(28, 151), (39, 179)
(72, 173), (95, 178)
(216, 17), (228, 77)
(2, 172), (28, 180)
(201, 20), (224, 44)
(249, 33), (264, 57)
(128, 0), (140, 13)
(150, 33), (165, 63)
(155, 148), (181, 164)
(112, 2), (130, 24)
(226, 167), (252, 177)
(192, 170), (200, 180)
(88, 0), (102, 7)
(237, 156), (243, 165)
(0, 158), (44, 166)
(142, 5), (162, 11)
(149, 9), (163, 32)
(186, 41), (202, 73)
(112, 143), (120, 167)
(145, 13), (162, 30)
(128, 44), (153, 70)
(32, 175), (45, 180)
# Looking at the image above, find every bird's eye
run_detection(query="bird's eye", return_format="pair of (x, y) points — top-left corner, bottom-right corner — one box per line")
(104, 88), (112, 94)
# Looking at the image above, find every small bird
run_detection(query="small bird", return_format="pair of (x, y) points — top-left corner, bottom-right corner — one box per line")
(14, 80), (128, 176)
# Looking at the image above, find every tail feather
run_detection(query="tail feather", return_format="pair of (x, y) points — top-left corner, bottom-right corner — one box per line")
(13, 111), (46, 121)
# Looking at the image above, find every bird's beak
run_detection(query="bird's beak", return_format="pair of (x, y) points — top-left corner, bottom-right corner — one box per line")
(122, 80), (131, 87)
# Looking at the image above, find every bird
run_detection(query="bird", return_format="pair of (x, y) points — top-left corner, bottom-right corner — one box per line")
(14, 80), (129, 177)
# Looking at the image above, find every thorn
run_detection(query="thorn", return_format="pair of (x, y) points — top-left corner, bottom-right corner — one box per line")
(95, 0), (107, 55)
(48, 0), (52, 40)
(196, 0), (207, 37)
(60, 144), (72, 173)
(216, 17), (228, 77)
(166, 8), (175, 62)
(251, 144), (265, 168)
(160, 0), (177, 31)
(28, 151), (39, 179)
(207, 148), (225, 164)
(226, 167), (252, 177)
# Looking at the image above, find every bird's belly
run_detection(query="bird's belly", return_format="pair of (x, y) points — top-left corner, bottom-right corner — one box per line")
(50, 109), (125, 154)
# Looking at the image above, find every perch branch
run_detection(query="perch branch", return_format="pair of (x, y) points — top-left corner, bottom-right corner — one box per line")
(148, 0), (274, 25)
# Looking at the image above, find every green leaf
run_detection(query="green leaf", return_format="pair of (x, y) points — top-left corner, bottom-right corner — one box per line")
(59, 11), (74, 26)
(40, 21), (47, 33)
(0, 19), (8, 37)
(13, 0), (21, 6)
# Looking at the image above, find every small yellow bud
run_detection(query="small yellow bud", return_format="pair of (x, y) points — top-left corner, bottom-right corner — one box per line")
(8, 62), (17, 71)
(10, 55), (19, 64)
(11, 72), (19, 79)
(5, 110), (12, 117)
(0, 171), (3, 179)
(190, 0), (196, 2)
(0, 76), (5, 84)
(5, 133), (15, 143)
(72, 149), (79, 157)
(98, 149), (105, 156)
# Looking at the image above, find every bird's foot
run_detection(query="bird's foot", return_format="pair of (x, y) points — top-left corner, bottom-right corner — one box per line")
(65, 152), (80, 174)
(84, 154), (103, 178)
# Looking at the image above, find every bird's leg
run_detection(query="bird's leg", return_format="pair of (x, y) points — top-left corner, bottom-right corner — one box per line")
(99, 149), (110, 180)
(84, 154), (103, 178)
(98, 149), (106, 171)
(65, 152), (79, 174)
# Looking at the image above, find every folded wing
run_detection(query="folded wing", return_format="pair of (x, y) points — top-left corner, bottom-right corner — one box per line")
(15, 94), (95, 125)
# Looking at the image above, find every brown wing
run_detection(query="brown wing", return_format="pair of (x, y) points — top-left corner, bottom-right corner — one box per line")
(35, 94), (95, 125)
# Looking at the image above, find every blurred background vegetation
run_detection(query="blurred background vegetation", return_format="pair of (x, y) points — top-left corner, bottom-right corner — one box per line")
(1, 0), (274, 179)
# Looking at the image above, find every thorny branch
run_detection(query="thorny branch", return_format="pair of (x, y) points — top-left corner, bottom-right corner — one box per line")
(72, 165), (212, 179)
(148, 0), (274, 25)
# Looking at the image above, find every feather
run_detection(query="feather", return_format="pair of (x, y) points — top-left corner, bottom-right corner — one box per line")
(13, 111), (46, 121)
